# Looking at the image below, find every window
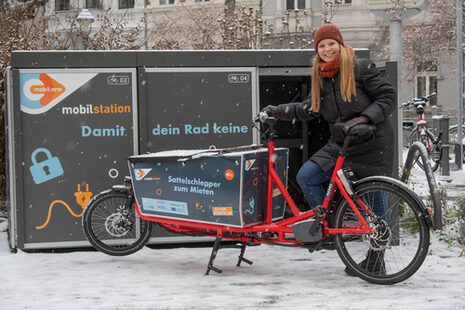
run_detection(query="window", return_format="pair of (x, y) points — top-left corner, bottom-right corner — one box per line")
(330, 0), (351, 4)
(286, 0), (305, 10)
(55, 0), (71, 11)
(194, 0), (210, 2)
(86, 0), (102, 9)
(159, 0), (175, 4)
(119, 0), (134, 8)
(416, 61), (437, 105)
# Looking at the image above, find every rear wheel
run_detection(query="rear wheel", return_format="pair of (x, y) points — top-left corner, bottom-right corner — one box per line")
(83, 190), (152, 256)
(334, 178), (430, 285)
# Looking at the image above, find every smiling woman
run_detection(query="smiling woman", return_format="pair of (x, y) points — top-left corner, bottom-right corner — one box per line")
(262, 23), (396, 276)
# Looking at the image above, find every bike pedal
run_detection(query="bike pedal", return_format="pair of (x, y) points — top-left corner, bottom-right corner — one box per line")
(319, 242), (336, 251)
(306, 241), (322, 253)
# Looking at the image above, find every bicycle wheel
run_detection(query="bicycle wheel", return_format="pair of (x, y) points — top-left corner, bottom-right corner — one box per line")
(448, 125), (465, 164)
(83, 189), (152, 256)
(409, 128), (440, 172)
(334, 177), (430, 285)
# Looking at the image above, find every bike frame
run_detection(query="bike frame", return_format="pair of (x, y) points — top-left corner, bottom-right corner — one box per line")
(415, 107), (433, 152)
(134, 126), (374, 246)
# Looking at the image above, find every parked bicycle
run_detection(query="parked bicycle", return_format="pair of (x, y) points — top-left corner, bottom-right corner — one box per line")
(401, 92), (442, 171)
(82, 111), (432, 285)
(402, 93), (465, 169)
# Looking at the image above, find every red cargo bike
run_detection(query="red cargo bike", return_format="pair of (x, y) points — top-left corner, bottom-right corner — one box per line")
(83, 111), (432, 285)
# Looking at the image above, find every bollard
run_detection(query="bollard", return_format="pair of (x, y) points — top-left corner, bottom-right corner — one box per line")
(432, 115), (440, 138)
(438, 116), (450, 176)
(454, 142), (462, 168)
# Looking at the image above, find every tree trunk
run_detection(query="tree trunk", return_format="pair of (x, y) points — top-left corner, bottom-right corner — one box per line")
(225, 0), (236, 18)
(224, 0), (236, 48)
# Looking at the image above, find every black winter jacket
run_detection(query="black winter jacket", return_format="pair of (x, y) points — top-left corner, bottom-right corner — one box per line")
(277, 58), (396, 179)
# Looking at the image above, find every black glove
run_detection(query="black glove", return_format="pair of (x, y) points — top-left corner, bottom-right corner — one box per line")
(262, 105), (279, 118)
(344, 115), (371, 133)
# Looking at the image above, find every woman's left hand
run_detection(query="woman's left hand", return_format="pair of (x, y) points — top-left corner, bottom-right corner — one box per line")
(344, 115), (371, 133)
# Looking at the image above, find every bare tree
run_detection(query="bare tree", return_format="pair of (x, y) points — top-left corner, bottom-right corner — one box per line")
(224, 0), (236, 21)
(87, 10), (146, 50)
(373, 0), (465, 78)
(279, 9), (313, 49)
(147, 2), (224, 50)
(403, 0), (463, 71)
(322, 0), (340, 24)
(147, 3), (312, 51)
(0, 2), (147, 213)
(223, 0), (236, 48)
(219, 5), (267, 49)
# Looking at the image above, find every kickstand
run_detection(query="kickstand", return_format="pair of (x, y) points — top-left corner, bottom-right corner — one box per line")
(205, 239), (254, 275)
(205, 237), (223, 275)
(236, 243), (253, 267)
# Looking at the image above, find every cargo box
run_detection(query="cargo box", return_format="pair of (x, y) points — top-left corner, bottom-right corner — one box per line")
(128, 147), (288, 227)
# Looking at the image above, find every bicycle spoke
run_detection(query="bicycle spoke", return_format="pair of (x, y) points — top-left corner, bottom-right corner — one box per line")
(83, 190), (152, 256)
(334, 179), (429, 284)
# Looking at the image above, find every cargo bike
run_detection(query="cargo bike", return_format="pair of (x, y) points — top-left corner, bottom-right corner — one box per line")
(82, 111), (432, 285)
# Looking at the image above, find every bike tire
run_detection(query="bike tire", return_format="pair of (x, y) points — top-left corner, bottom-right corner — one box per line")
(82, 189), (152, 256)
(408, 128), (440, 172)
(333, 177), (430, 285)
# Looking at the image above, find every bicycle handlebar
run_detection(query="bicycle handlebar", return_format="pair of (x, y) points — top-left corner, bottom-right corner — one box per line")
(254, 111), (375, 154)
(255, 110), (277, 123)
(400, 92), (437, 109)
(333, 123), (376, 138)
(255, 111), (376, 140)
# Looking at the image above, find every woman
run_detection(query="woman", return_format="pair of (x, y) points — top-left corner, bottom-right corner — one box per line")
(264, 24), (396, 275)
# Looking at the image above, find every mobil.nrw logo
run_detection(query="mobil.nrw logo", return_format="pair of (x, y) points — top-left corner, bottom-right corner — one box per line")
(20, 72), (97, 114)
(135, 168), (152, 181)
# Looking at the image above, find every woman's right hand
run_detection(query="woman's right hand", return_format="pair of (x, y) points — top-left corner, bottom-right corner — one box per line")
(262, 105), (279, 118)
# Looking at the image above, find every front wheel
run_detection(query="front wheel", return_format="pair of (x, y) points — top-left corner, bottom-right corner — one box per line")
(333, 177), (430, 285)
(409, 128), (440, 172)
(82, 189), (152, 256)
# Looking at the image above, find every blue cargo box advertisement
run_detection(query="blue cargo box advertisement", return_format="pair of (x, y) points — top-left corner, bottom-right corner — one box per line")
(128, 148), (289, 227)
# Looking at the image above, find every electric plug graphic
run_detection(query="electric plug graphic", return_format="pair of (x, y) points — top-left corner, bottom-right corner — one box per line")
(74, 183), (93, 209)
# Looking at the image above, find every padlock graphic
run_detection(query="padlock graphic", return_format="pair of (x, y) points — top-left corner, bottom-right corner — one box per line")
(29, 148), (64, 184)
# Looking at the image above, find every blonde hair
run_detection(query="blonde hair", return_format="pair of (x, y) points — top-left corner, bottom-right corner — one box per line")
(310, 45), (356, 112)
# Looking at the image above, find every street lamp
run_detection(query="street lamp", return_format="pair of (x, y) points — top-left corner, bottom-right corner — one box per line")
(77, 8), (94, 49)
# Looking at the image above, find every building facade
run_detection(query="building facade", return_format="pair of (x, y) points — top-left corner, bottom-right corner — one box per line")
(40, 0), (461, 115)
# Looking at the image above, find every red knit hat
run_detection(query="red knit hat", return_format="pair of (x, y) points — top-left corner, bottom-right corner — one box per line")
(314, 24), (344, 49)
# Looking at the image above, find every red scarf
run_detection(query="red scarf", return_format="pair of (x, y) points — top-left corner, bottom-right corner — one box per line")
(318, 56), (340, 78)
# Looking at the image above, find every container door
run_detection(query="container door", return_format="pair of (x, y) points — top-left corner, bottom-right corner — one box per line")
(11, 69), (137, 249)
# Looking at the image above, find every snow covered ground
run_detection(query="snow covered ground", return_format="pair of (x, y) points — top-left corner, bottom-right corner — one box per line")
(1, 164), (464, 310)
